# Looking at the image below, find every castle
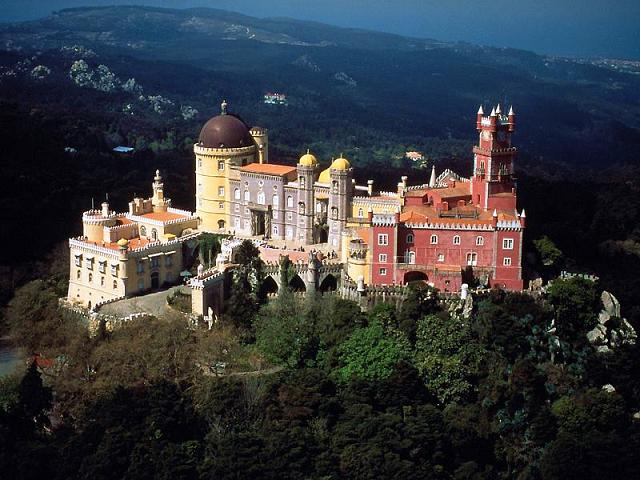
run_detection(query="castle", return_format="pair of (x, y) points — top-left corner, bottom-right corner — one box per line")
(67, 101), (524, 310)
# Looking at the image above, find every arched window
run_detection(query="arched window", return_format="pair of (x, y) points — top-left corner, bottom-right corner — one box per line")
(331, 207), (338, 220)
(234, 188), (240, 200)
(299, 202), (305, 215)
(76, 270), (81, 279)
(476, 236), (484, 246)
(406, 233), (414, 243)
(113, 280), (118, 289)
(453, 235), (461, 245)
(358, 208), (364, 218)
(140, 225), (147, 237)
(430, 234), (438, 245)
(332, 180), (338, 193)
(466, 252), (478, 266)
(273, 194), (279, 206)
(151, 229), (158, 241)
(407, 251), (416, 264)
(218, 219), (225, 229)
(257, 192), (265, 205)
(287, 196), (293, 208)
(244, 190), (250, 202)
(300, 177), (306, 188)
(88, 273), (93, 282)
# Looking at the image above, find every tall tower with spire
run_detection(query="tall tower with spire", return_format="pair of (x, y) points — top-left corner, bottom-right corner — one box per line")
(471, 104), (517, 211)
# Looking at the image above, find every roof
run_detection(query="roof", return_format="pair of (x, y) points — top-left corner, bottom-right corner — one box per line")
(82, 237), (151, 251)
(198, 114), (254, 149)
(140, 211), (188, 222)
(406, 183), (471, 199)
(241, 163), (297, 176)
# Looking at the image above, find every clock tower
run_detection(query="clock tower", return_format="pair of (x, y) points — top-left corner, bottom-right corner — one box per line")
(471, 104), (517, 211)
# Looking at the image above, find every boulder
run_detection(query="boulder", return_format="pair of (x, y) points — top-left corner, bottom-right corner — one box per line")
(602, 384), (616, 393)
(601, 291), (621, 318)
(587, 324), (607, 345)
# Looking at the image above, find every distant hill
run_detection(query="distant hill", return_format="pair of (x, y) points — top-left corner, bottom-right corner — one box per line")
(1, 5), (639, 171)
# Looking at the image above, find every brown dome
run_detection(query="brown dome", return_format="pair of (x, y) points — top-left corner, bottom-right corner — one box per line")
(198, 114), (254, 149)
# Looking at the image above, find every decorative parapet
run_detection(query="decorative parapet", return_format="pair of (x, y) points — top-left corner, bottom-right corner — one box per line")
(82, 210), (117, 224)
(496, 219), (522, 230)
(69, 237), (120, 258)
(167, 207), (195, 217)
(189, 269), (225, 290)
(92, 295), (126, 312)
(128, 231), (201, 254)
(372, 214), (398, 226)
(193, 143), (256, 156)
(404, 221), (494, 231)
(125, 212), (197, 227)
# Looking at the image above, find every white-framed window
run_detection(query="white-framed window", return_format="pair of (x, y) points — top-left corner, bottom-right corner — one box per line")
(379, 253), (388, 263)
(110, 264), (118, 276)
(272, 210), (278, 220)
(235, 204), (240, 212)
(86, 257), (94, 270)
(466, 252), (478, 266)
(476, 236), (484, 246)
(503, 257), (512, 266)
(245, 207), (250, 214)
(332, 180), (338, 193)
(286, 227), (293, 239)
(234, 188), (240, 200)
(151, 229), (158, 241)
(503, 238), (514, 250)
(74, 254), (82, 267)
(218, 160), (224, 171)
(379, 268), (387, 276)
(378, 234), (389, 246)
(273, 194), (279, 206)
(299, 202), (305, 215)
(453, 235), (461, 245)
(406, 251), (416, 264)
(113, 280), (118, 289)
(406, 233), (414, 243)
(331, 207), (338, 220)
(219, 202), (224, 209)
(244, 190), (250, 202)
(140, 226), (147, 237)
(257, 192), (265, 205)
(300, 177), (306, 188)
(358, 208), (364, 218)
(88, 273), (93, 283)
(437, 253), (445, 262)
(218, 186), (224, 197)
(234, 217), (240, 229)
(430, 234), (438, 245)
(151, 257), (159, 269)
(287, 212), (293, 221)
(287, 196), (293, 208)
(244, 219), (250, 230)
(273, 225), (279, 236)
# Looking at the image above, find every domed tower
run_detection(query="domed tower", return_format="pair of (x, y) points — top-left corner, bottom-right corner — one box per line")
(194, 100), (260, 232)
(297, 150), (318, 244)
(327, 155), (353, 248)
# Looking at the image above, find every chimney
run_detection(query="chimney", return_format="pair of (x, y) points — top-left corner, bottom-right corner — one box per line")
(101, 201), (109, 217)
(367, 179), (374, 196)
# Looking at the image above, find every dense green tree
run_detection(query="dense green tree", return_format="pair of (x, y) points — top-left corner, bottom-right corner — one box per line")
(547, 277), (599, 344)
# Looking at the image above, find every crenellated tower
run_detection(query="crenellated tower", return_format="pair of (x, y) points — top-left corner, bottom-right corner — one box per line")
(297, 150), (318, 244)
(471, 104), (517, 211)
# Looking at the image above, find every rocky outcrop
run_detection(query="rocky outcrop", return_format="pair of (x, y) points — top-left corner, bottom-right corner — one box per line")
(587, 291), (637, 353)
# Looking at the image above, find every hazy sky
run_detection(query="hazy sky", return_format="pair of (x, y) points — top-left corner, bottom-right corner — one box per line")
(2, 0), (639, 59)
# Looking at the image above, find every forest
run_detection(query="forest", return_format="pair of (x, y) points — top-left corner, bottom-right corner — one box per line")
(2, 238), (640, 479)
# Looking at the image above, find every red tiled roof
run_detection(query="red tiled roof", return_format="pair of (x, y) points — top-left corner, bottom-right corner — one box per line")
(141, 211), (186, 222)
(241, 163), (297, 176)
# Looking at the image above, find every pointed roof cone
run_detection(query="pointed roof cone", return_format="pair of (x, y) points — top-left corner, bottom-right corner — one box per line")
(508, 105), (515, 116)
(520, 209), (526, 218)
(490, 107), (496, 116)
(477, 105), (484, 115)
(496, 103), (502, 115)
(492, 209), (498, 217)
(429, 165), (437, 187)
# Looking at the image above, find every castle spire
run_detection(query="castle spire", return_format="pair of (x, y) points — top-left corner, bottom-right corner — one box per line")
(477, 105), (484, 115)
(429, 165), (436, 188)
(496, 103), (502, 115)
(508, 105), (515, 116)
(490, 107), (496, 116)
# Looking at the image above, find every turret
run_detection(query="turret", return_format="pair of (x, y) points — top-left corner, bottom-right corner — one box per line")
(429, 165), (436, 188)
(152, 169), (170, 213)
(117, 238), (129, 280)
(476, 105), (484, 130)
(508, 105), (515, 132)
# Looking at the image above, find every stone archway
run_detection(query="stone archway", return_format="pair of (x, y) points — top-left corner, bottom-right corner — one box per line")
(319, 274), (337, 292)
(404, 271), (428, 284)
(259, 275), (279, 298)
(289, 275), (306, 292)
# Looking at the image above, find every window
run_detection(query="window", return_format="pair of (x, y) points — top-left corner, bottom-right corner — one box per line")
(476, 236), (484, 246)
(300, 177), (305, 188)
(272, 210), (278, 220)
(113, 280), (118, 289)
(257, 192), (265, 205)
(99, 261), (106, 274)
(273, 225), (279, 235)
(406, 233), (414, 243)
(332, 180), (338, 193)
(234, 188), (240, 200)
(406, 251), (416, 264)
(379, 254), (388, 263)
(137, 260), (144, 274)
(378, 234), (389, 246)
(74, 254), (82, 267)
(437, 253), (445, 262)
(299, 202), (305, 215)
(287, 196), (293, 208)
(358, 208), (364, 218)
(165, 255), (173, 267)
(430, 234), (438, 245)
(379, 268), (387, 276)
(331, 207), (338, 220)
(140, 226), (147, 237)
(286, 227), (293, 239)
(245, 207), (249, 214)
(453, 235), (461, 245)
(466, 252), (478, 266)
(86, 257), (94, 270)
(151, 229), (158, 241)
(287, 212), (293, 221)
(234, 218), (240, 229)
(235, 204), (239, 212)
(110, 264), (118, 276)
(273, 194), (279, 206)
(88, 273), (93, 283)
(218, 186), (224, 197)
(503, 257), (512, 266)
(219, 202), (224, 210)
(76, 270), (81, 279)
(100, 276), (105, 286)
(244, 190), (250, 202)
(503, 238), (514, 250)
(198, 158), (202, 168)
(151, 257), (159, 269)
(218, 160), (224, 171)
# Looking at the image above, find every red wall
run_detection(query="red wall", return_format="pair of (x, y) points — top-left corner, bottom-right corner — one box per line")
(370, 224), (397, 285)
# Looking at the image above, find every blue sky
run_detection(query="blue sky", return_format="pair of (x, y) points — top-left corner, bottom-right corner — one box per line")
(2, 0), (639, 59)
